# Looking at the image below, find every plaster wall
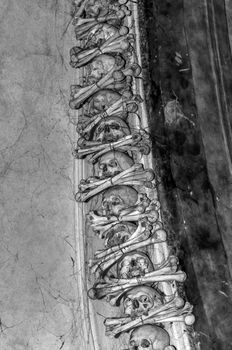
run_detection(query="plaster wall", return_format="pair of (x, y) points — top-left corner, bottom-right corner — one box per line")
(0, 1), (83, 349)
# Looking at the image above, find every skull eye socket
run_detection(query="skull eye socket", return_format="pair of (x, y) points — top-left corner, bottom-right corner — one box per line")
(111, 196), (122, 206)
(139, 295), (150, 304)
(96, 125), (105, 134)
(129, 340), (136, 348)
(102, 199), (109, 208)
(140, 339), (151, 348)
(109, 122), (120, 130)
(109, 159), (118, 167)
(99, 163), (105, 169)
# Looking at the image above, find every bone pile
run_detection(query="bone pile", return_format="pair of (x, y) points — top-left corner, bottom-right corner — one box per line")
(70, 1), (196, 349)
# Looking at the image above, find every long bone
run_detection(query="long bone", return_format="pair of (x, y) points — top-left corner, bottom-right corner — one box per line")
(116, 194), (160, 222)
(105, 304), (194, 332)
(69, 62), (141, 110)
(89, 232), (167, 277)
(70, 26), (131, 68)
(87, 199), (160, 236)
(70, 39), (130, 68)
(76, 98), (138, 140)
(87, 208), (159, 235)
(104, 296), (184, 330)
(74, 131), (150, 160)
(91, 227), (166, 262)
(94, 221), (163, 257)
(104, 298), (194, 337)
(113, 255), (179, 282)
(70, 61), (123, 109)
(72, 0), (89, 21)
(73, 9), (126, 27)
(75, 164), (155, 202)
(75, 22), (103, 40)
(88, 270), (186, 300)
(95, 220), (152, 256)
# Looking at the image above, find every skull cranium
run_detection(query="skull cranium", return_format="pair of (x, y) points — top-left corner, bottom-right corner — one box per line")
(93, 116), (130, 143)
(87, 89), (122, 114)
(84, 0), (126, 18)
(95, 150), (134, 178)
(123, 286), (163, 317)
(100, 185), (138, 217)
(84, 0), (109, 17)
(85, 23), (118, 47)
(117, 252), (154, 279)
(104, 222), (137, 247)
(129, 325), (174, 350)
(85, 54), (116, 84)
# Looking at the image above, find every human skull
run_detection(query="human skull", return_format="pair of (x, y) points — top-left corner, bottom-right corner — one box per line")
(104, 222), (137, 247)
(87, 89), (122, 114)
(92, 116), (130, 143)
(84, 0), (126, 18)
(100, 185), (138, 217)
(129, 325), (174, 350)
(117, 252), (153, 279)
(85, 54), (116, 84)
(85, 23), (117, 47)
(123, 286), (163, 317)
(95, 150), (134, 178)
(84, 0), (109, 17)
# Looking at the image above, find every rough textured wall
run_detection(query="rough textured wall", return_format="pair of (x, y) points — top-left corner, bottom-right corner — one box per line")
(226, 0), (232, 54)
(142, 0), (232, 349)
(0, 1), (82, 349)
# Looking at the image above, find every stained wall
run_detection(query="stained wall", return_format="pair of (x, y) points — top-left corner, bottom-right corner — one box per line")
(142, 0), (232, 349)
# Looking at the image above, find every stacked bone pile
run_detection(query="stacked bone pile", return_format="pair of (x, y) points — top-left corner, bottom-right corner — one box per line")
(69, 0), (195, 349)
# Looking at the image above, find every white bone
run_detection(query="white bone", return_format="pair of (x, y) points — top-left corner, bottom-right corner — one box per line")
(70, 61), (123, 109)
(70, 59), (142, 110)
(79, 98), (138, 139)
(88, 271), (186, 300)
(104, 296), (188, 336)
(70, 27), (131, 68)
(94, 220), (151, 257)
(76, 164), (155, 202)
(89, 234), (167, 277)
(87, 200), (159, 236)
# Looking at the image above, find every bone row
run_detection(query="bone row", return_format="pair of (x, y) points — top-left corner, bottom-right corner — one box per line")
(70, 1), (195, 349)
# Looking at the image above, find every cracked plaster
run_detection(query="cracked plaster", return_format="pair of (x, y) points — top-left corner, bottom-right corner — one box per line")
(0, 1), (83, 349)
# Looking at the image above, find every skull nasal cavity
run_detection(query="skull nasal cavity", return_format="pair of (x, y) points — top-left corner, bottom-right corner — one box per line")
(132, 299), (140, 309)
(105, 125), (110, 132)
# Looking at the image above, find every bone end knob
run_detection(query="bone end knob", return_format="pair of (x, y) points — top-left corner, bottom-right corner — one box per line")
(175, 296), (185, 309)
(119, 26), (129, 36)
(185, 314), (196, 326)
(87, 288), (97, 300)
(155, 229), (167, 241)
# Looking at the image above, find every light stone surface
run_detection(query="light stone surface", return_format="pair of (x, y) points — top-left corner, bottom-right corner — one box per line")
(0, 1), (86, 349)
(225, 0), (232, 55)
